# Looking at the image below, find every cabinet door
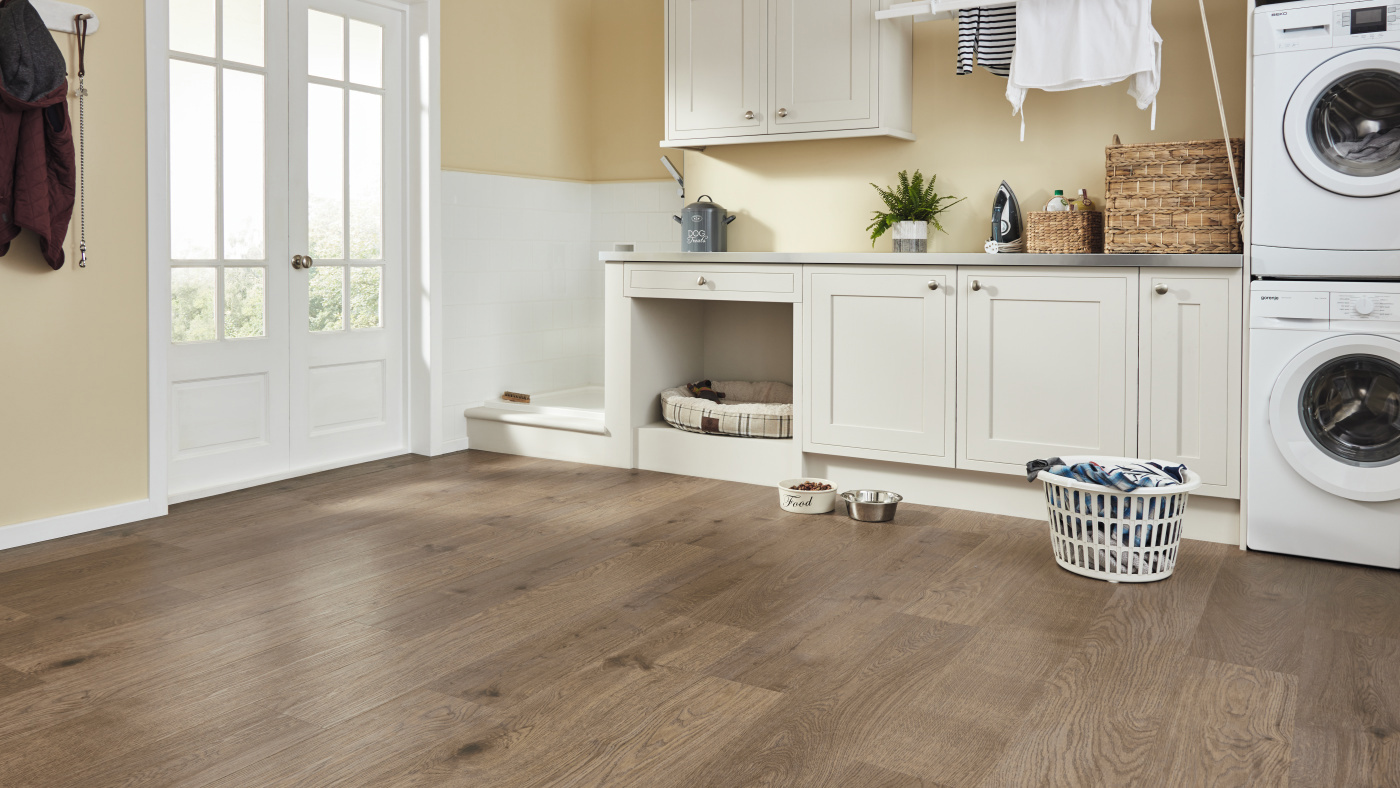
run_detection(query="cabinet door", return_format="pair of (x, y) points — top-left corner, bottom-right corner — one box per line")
(958, 268), (1139, 473)
(1140, 270), (1242, 498)
(807, 268), (955, 465)
(669, 0), (768, 139)
(771, 0), (876, 132)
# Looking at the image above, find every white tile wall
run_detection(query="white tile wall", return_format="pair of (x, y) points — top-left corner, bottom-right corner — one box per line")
(441, 172), (683, 443)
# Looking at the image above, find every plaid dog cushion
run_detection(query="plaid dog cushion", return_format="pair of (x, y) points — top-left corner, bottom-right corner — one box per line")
(660, 381), (793, 439)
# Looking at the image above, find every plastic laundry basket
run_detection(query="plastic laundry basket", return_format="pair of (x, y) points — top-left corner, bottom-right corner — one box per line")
(1036, 456), (1202, 583)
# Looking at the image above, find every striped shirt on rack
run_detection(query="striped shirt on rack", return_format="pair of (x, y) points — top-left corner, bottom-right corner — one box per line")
(957, 6), (1017, 78)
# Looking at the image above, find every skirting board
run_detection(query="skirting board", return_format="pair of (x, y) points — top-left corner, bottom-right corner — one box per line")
(466, 418), (630, 468)
(805, 454), (1241, 546)
(168, 448), (410, 504)
(637, 423), (801, 486)
(0, 499), (163, 552)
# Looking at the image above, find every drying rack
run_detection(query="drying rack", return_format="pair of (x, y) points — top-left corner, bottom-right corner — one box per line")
(875, 0), (1013, 23)
(34, 0), (100, 35)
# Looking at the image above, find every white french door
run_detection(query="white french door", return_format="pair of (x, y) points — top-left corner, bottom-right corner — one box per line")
(166, 0), (405, 500)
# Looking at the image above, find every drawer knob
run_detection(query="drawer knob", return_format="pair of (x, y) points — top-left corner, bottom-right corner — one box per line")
(743, 111), (755, 120)
(971, 279), (982, 292)
(697, 276), (707, 286)
(777, 108), (788, 118)
(927, 280), (939, 291)
(1155, 283), (1169, 295)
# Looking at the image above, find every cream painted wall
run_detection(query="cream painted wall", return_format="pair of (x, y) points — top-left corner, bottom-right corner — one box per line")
(684, 0), (1248, 253)
(441, 0), (668, 183)
(0, 1), (148, 527)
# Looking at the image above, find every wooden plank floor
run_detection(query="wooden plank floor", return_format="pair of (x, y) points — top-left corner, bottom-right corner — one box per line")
(0, 450), (1397, 787)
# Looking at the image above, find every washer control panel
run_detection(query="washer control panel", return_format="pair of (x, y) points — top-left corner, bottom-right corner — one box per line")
(1333, 291), (1399, 319)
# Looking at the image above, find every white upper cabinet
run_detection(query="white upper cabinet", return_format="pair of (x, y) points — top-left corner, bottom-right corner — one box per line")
(1139, 270), (1243, 499)
(772, 0), (875, 132)
(958, 268), (1139, 474)
(669, 0), (768, 139)
(665, 0), (913, 146)
(805, 267), (956, 466)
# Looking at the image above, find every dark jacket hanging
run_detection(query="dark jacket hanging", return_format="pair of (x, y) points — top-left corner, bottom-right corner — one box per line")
(0, 0), (75, 270)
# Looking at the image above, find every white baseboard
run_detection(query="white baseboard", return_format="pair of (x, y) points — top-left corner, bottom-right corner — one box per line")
(0, 499), (165, 552)
(168, 448), (412, 505)
(433, 436), (472, 456)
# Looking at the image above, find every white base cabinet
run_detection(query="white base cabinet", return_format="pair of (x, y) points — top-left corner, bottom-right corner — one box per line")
(958, 267), (1139, 474)
(1139, 269), (1243, 497)
(805, 267), (955, 466)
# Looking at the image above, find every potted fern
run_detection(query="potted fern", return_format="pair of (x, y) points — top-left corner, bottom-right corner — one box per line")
(868, 170), (964, 252)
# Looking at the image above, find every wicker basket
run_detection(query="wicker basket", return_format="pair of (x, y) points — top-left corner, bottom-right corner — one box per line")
(1105, 136), (1244, 254)
(1027, 210), (1104, 254)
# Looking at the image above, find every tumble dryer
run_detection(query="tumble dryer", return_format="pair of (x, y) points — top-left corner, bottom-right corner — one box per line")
(1248, 280), (1400, 567)
(1253, 0), (1400, 276)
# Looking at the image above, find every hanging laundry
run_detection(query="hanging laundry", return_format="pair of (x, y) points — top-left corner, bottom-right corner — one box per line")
(956, 6), (1017, 78)
(1006, 0), (1162, 139)
(0, 0), (76, 270)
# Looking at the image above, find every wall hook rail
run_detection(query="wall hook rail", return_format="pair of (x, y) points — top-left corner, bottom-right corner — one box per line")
(34, 0), (100, 35)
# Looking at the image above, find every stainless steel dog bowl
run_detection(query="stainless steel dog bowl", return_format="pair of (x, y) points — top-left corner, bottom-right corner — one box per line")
(841, 490), (903, 522)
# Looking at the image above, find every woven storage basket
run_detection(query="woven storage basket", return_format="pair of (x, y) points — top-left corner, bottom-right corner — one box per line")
(1105, 136), (1244, 254)
(1027, 211), (1104, 254)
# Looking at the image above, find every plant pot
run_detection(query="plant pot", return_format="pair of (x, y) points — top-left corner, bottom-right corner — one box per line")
(891, 221), (928, 253)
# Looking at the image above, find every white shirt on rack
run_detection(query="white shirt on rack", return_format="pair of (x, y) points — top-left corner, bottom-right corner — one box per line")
(1006, 0), (1162, 139)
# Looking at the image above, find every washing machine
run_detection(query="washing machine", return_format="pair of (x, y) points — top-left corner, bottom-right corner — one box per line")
(1249, 280), (1400, 567)
(1253, 0), (1400, 277)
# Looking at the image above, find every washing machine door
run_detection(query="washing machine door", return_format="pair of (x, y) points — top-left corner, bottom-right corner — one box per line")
(1284, 48), (1400, 197)
(1271, 334), (1400, 501)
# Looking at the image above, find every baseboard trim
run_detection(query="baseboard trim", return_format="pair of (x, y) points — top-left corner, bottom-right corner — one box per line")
(168, 448), (412, 505)
(0, 499), (165, 552)
(434, 437), (472, 456)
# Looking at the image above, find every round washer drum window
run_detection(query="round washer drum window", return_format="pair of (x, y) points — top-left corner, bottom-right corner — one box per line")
(1309, 69), (1400, 178)
(1300, 354), (1400, 466)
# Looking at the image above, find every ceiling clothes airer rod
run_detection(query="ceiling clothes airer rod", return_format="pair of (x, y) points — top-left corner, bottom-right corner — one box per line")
(33, 0), (99, 35)
(876, 0), (1013, 23)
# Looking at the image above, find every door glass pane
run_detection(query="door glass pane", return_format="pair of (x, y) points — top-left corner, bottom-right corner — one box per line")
(308, 11), (345, 81)
(309, 265), (344, 331)
(223, 0), (265, 67)
(224, 267), (266, 338)
(349, 91), (382, 260)
(1310, 70), (1400, 177)
(172, 267), (217, 343)
(223, 69), (265, 260)
(349, 20), (383, 88)
(307, 84), (345, 260)
(1301, 354), (1400, 465)
(170, 60), (218, 260)
(350, 266), (382, 329)
(170, 0), (215, 57)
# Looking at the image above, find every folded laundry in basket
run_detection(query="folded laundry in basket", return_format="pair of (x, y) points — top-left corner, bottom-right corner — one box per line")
(1025, 458), (1188, 491)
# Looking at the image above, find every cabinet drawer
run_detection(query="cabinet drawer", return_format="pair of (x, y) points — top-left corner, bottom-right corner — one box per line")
(625, 264), (800, 302)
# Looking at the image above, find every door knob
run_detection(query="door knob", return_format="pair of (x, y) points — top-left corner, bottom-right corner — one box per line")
(743, 111), (755, 120)
(777, 108), (788, 118)
(971, 279), (982, 292)
(697, 276), (707, 286)
(292, 254), (314, 270)
(927, 280), (939, 291)
(1154, 283), (1168, 295)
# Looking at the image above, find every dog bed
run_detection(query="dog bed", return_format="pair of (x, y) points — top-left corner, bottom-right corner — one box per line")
(660, 381), (793, 439)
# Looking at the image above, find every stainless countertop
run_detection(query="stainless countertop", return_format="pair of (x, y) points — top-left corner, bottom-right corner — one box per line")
(600, 251), (1243, 268)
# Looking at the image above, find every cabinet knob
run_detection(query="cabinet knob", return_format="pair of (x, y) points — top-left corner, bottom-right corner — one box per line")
(1154, 283), (1168, 295)
(777, 108), (788, 118)
(971, 279), (982, 292)
(927, 280), (939, 291)
(743, 111), (755, 120)
(697, 276), (707, 286)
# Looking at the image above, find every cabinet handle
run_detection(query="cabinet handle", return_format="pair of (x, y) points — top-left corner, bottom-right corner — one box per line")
(927, 280), (939, 291)
(971, 279), (982, 292)
(1154, 284), (1168, 295)
(777, 108), (788, 118)
(697, 276), (707, 286)
(743, 111), (755, 120)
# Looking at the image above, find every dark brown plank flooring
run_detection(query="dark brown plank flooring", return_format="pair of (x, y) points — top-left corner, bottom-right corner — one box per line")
(0, 450), (1396, 787)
